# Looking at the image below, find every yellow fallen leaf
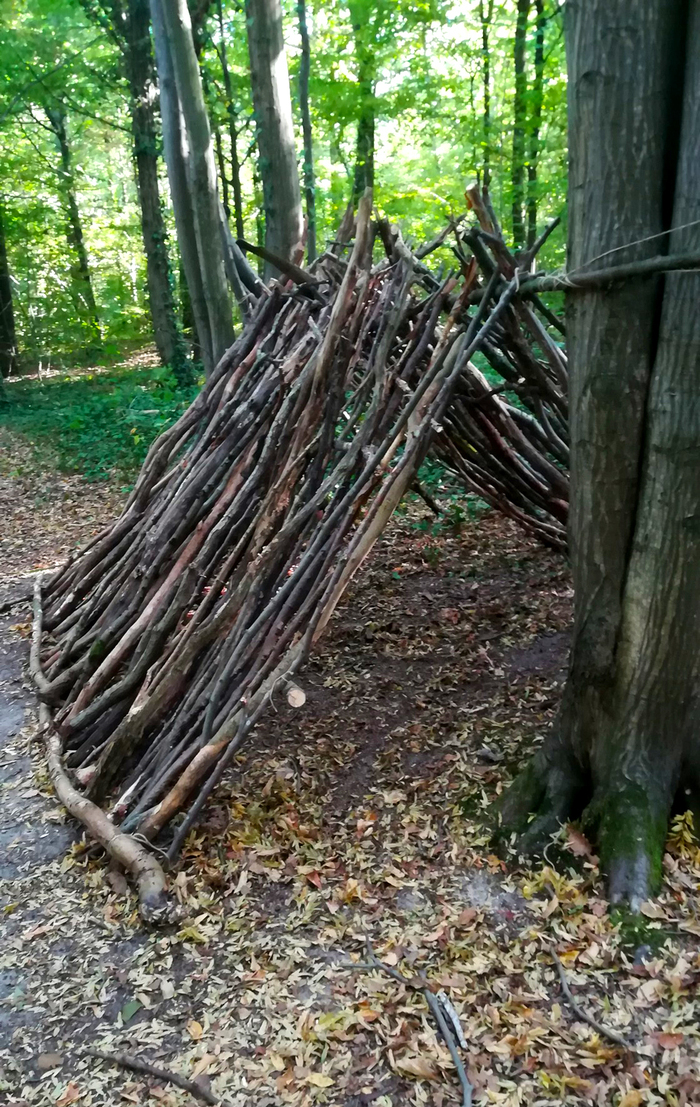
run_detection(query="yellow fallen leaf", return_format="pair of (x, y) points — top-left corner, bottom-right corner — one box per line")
(394, 1055), (439, 1081)
(186, 1019), (203, 1040)
(307, 1073), (334, 1087)
(618, 1091), (645, 1107)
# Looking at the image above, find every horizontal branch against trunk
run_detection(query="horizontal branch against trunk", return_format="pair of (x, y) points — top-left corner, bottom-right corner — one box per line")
(520, 251), (700, 293)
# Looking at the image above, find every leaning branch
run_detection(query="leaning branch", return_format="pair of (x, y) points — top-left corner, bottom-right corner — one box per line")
(31, 579), (172, 923)
(85, 1048), (233, 1107)
(548, 945), (632, 1050)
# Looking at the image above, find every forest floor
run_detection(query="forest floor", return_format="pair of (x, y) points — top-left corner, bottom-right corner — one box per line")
(1, 418), (699, 1107)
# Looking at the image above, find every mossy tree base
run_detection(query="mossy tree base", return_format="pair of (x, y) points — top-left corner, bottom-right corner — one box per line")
(495, 748), (675, 911)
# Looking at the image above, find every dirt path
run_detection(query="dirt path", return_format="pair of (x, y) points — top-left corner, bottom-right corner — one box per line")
(1, 447), (699, 1107)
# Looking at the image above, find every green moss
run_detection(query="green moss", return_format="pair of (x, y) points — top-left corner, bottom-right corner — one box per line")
(610, 906), (671, 953)
(586, 781), (667, 895)
(88, 638), (107, 664)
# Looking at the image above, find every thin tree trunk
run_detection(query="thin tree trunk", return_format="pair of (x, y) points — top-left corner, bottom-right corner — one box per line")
(511, 0), (530, 249)
(216, 0), (245, 242)
(297, 0), (317, 262)
(245, 0), (303, 277)
(499, 0), (696, 908)
(214, 126), (230, 218)
(0, 199), (18, 376)
(349, 0), (375, 205)
(46, 105), (101, 347)
(158, 0), (234, 370)
(479, 0), (494, 190)
(125, 0), (185, 376)
(526, 0), (545, 249)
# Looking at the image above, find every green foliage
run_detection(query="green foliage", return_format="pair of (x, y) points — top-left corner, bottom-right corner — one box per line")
(0, 361), (199, 481)
(0, 0), (569, 407)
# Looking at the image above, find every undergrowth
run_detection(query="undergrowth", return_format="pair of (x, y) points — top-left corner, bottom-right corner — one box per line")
(0, 362), (199, 483)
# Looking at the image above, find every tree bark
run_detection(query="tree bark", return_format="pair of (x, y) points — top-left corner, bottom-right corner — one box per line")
(349, 0), (375, 205)
(0, 199), (18, 376)
(151, 0), (216, 372)
(297, 0), (317, 262)
(511, 0), (530, 249)
(46, 105), (101, 348)
(245, 0), (303, 278)
(526, 0), (545, 249)
(158, 0), (234, 371)
(498, 0), (699, 909)
(478, 0), (494, 190)
(216, 0), (245, 242)
(124, 0), (187, 377)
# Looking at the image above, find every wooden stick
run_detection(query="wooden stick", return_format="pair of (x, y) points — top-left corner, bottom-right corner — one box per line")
(520, 251), (700, 293)
(356, 939), (474, 1107)
(85, 1048), (233, 1107)
(548, 946), (632, 1050)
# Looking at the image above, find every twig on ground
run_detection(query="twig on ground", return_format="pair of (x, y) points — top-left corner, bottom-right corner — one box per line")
(84, 1048), (233, 1107)
(347, 937), (474, 1107)
(548, 945), (632, 1050)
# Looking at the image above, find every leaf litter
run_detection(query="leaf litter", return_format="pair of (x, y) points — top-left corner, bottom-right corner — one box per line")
(0, 438), (699, 1107)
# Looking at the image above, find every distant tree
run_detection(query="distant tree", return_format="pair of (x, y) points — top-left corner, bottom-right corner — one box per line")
(499, 0), (700, 907)
(511, 0), (530, 248)
(244, 0), (303, 276)
(151, 0), (234, 372)
(526, 0), (545, 248)
(348, 0), (377, 204)
(0, 199), (18, 377)
(80, 0), (188, 380)
(214, 0), (245, 242)
(297, 0), (316, 262)
(44, 102), (101, 349)
(478, 0), (495, 190)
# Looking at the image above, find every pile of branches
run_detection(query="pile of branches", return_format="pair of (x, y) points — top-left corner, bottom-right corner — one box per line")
(32, 188), (571, 916)
(435, 186), (568, 549)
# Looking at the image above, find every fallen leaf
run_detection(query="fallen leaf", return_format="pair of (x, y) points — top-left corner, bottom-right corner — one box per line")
(187, 1019), (204, 1040)
(55, 1083), (81, 1106)
(657, 1032), (684, 1050)
(565, 826), (598, 862)
(37, 1053), (64, 1071)
(121, 999), (142, 1024)
(618, 1091), (645, 1107)
(394, 1055), (439, 1081)
(640, 900), (665, 919)
(307, 1073), (334, 1087)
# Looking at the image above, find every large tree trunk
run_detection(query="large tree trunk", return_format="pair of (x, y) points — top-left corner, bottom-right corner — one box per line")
(245, 0), (303, 278)
(526, 0), (544, 249)
(0, 199), (18, 377)
(46, 105), (101, 348)
(349, 0), (375, 206)
(125, 0), (186, 377)
(510, 0), (530, 249)
(498, 0), (699, 908)
(151, 0), (216, 372)
(478, 0), (494, 190)
(157, 0), (234, 371)
(297, 0), (317, 263)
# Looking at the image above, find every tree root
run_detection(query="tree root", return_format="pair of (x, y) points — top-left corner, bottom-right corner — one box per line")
(496, 748), (670, 910)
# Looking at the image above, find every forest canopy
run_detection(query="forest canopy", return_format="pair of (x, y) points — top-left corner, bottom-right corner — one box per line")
(0, 0), (566, 370)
